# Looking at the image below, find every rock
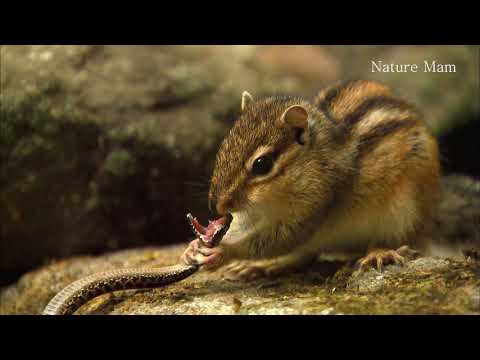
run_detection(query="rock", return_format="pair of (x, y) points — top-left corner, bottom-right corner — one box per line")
(1, 244), (479, 315)
(407, 257), (451, 272)
(465, 286), (480, 311)
(254, 46), (340, 87)
(348, 269), (390, 294)
(433, 175), (480, 252)
(347, 258), (452, 294)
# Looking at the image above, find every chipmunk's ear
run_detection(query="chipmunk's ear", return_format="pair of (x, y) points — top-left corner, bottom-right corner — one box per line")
(279, 105), (309, 145)
(279, 105), (309, 129)
(241, 91), (254, 112)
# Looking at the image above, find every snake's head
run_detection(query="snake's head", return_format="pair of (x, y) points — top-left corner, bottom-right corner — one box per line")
(186, 213), (233, 248)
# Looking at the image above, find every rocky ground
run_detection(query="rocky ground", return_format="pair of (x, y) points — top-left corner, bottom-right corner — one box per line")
(1, 245), (479, 315)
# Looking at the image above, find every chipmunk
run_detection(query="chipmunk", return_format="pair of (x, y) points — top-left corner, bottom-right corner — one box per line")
(182, 79), (442, 281)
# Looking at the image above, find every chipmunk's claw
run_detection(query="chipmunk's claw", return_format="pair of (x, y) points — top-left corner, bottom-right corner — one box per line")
(181, 238), (224, 269)
(357, 246), (420, 272)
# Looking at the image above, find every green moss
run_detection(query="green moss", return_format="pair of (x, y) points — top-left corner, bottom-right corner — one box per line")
(103, 149), (136, 177)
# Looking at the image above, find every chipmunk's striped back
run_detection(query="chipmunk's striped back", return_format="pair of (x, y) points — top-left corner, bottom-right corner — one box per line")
(314, 80), (441, 249)
(315, 80), (422, 153)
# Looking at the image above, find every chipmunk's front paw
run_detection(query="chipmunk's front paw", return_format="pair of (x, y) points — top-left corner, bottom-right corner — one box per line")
(357, 245), (420, 272)
(181, 239), (224, 270)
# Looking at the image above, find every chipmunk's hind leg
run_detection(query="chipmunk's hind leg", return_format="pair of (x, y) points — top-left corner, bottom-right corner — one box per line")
(221, 251), (316, 282)
(356, 245), (420, 272)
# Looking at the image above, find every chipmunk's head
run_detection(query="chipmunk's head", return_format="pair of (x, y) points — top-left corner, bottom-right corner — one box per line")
(209, 91), (350, 227)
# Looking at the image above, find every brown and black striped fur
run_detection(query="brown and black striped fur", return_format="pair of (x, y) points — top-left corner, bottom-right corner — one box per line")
(313, 80), (441, 252)
(209, 80), (441, 266)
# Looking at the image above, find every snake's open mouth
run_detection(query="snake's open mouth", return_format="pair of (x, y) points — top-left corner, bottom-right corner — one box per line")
(186, 213), (233, 247)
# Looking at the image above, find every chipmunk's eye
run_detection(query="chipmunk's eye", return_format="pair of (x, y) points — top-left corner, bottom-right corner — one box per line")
(251, 154), (275, 176)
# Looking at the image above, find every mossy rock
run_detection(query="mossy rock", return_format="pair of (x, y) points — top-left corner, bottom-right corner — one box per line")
(1, 245), (478, 315)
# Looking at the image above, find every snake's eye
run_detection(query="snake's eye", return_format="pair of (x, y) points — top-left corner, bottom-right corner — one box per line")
(251, 154), (275, 176)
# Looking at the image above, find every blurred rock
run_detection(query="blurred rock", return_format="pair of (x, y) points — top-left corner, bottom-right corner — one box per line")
(324, 45), (478, 136)
(433, 175), (480, 250)
(254, 45), (340, 88)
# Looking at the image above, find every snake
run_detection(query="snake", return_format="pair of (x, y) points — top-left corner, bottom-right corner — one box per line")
(42, 213), (232, 315)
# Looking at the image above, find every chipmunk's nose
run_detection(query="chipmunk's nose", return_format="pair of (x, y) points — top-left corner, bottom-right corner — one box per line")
(215, 195), (234, 216)
(209, 186), (236, 215)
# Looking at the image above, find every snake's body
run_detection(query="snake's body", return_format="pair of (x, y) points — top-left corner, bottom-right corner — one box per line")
(42, 213), (231, 315)
(42, 264), (198, 315)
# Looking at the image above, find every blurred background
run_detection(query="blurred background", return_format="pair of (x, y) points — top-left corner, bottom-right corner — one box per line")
(1, 45), (478, 286)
